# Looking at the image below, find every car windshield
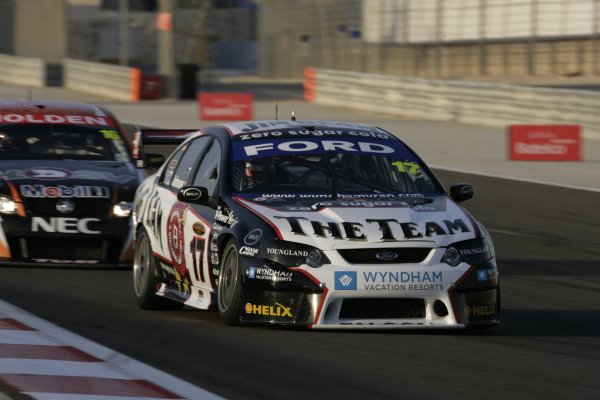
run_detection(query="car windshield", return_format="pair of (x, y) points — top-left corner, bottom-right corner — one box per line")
(0, 124), (130, 161)
(231, 137), (443, 195)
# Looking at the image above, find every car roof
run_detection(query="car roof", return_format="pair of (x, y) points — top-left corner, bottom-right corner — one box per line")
(0, 100), (119, 128)
(217, 120), (391, 137)
(0, 100), (112, 117)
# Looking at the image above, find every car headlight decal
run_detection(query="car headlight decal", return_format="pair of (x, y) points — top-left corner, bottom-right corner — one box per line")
(113, 201), (133, 217)
(442, 239), (492, 267)
(261, 239), (330, 268)
(441, 246), (461, 266)
(306, 249), (326, 268)
(0, 196), (17, 214)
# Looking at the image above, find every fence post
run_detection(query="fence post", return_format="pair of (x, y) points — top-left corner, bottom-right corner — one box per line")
(594, 0), (600, 75)
(479, 0), (487, 76)
(435, 0), (443, 77)
(528, 0), (538, 75)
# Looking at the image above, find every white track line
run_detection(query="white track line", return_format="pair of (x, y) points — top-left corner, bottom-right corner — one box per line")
(24, 395), (170, 400)
(0, 299), (224, 400)
(431, 164), (600, 193)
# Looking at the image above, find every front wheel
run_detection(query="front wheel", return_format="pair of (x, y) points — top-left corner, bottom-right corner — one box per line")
(133, 229), (183, 310)
(217, 239), (243, 325)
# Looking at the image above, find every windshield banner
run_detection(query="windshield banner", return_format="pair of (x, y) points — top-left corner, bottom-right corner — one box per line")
(232, 137), (411, 161)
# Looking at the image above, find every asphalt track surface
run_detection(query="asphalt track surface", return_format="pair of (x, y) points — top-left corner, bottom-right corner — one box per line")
(0, 170), (598, 400)
(1, 80), (599, 399)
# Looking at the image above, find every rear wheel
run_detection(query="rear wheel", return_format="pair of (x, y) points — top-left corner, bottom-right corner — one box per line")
(133, 229), (183, 310)
(217, 239), (243, 325)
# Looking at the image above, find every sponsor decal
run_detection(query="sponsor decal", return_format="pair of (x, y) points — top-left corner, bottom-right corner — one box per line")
(214, 206), (238, 227)
(24, 168), (71, 180)
(274, 216), (470, 242)
(248, 193), (425, 201)
(192, 222), (206, 236)
(244, 302), (292, 317)
(160, 262), (176, 276)
(362, 271), (444, 291)
(20, 185), (110, 198)
(243, 229), (262, 245)
(239, 246), (259, 256)
(32, 259), (99, 264)
(247, 266), (293, 282)
(466, 304), (497, 317)
(31, 217), (101, 234)
(235, 138), (396, 160)
(232, 121), (386, 135)
(509, 125), (581, 161)
(266, 248), (309, 257)
(55, 199), (75, 214)
(459, 247), (487, 256)
(335, 271), (357, 290)
(166, 203), (187, 274)
(2, 169), (135, 183)
(31, 217), (101, 235)
(0, 113), (113, 126)
(476, 269), (497, 282)
(236, 128), (393, 141)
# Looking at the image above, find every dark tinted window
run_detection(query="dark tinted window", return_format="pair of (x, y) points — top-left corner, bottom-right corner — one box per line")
(231, 138), (442, 195)
(192, 139), (221, 195)
(0, 124), (129, 161)
(171, 136), (211, 189)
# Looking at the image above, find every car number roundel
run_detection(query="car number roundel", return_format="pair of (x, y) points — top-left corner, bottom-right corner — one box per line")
(166, 202), (187, 275)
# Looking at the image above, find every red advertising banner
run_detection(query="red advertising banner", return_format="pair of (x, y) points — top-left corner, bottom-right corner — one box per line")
(509, 125), (581, 161)
(156, 12), (172, 31)
(199, 93), (254, 121)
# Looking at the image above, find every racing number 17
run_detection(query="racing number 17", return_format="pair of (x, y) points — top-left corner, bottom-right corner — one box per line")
(391, 161), (420, 174)
(190, 237), (206, 284)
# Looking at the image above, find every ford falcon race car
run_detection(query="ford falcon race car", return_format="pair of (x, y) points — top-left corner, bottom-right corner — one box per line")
(132, 120), (500, 329)
(0, 100), (145, 267)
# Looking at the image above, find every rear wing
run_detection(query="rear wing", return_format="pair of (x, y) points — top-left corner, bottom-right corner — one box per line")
(132, 128), (197, 168)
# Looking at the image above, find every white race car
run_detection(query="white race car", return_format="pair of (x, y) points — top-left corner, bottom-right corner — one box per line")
(131, 120), (500, 329)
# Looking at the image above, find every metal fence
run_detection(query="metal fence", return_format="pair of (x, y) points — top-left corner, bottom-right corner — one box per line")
(259, 0), (600, 79)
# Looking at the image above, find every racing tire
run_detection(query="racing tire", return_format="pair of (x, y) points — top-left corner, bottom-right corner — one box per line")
(217, 239), (243, 325)
(133, 229), (183, 311)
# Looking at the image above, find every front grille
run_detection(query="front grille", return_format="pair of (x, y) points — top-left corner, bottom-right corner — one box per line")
(338, 248), (431, 264)
(339, 298), (426, 319)
(22, 198), (111, 217)
(8, 237), (122, 261)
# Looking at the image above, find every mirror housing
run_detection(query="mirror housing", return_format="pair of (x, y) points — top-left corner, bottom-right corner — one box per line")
(177, 186), (210, 205)
(449, 183), (474, 203)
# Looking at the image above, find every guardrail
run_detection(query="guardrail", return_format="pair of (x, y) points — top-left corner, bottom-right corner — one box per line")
(64, 59), (141, 101)
(305, 68), (600, 140)
(0, 53), (47, 87)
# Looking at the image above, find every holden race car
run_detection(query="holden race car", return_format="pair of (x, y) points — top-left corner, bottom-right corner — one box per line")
(0, 100), (146, 267)
(132, 120), (500, 329)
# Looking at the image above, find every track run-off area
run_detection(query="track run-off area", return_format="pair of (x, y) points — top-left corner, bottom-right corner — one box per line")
(0, 82), (599, 399)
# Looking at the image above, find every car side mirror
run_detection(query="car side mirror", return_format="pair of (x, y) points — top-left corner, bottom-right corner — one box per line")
(145, 153), (165, 169)
(449, 183), (474, 203)
(177, 186), (210, 205)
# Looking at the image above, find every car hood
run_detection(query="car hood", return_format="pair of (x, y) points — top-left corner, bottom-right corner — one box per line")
(0, 160), (140, 201)
(235, 195), (478, 250)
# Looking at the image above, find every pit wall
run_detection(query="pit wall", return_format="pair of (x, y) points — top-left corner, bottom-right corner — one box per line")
(304, 67), (600, 140)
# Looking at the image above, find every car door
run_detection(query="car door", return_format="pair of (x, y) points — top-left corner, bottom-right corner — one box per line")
(155, 136), (212, 293)
(182, 137), (222, 295)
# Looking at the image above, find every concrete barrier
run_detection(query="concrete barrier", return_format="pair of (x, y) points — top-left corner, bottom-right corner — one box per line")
(64, 59), (141, 101)
(306, 68), (600, 140)
(0, 53), (47, 87)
